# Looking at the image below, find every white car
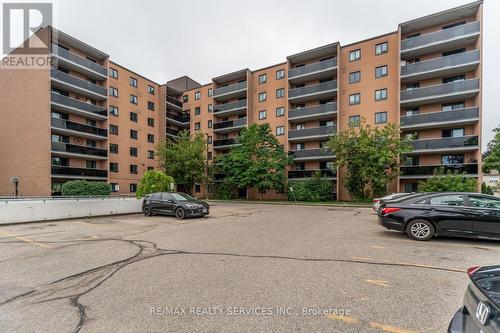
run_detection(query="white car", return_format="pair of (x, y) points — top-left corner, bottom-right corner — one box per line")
(372, 193), (413, 213)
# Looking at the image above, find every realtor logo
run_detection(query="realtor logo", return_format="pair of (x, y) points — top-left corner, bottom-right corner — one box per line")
(2, 3), (52, 54)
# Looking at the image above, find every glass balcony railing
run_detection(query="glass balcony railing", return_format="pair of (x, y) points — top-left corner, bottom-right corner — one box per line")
(288, 125), (336, 140)
(51, 92), (107, 117)
(166, 96), (183, 108)
(51, 68), (107, 98)
(410, 135), (479, 151)
(51, 118), (107, 137)
(52, 44), (107, 78)
(400, 79), (479, 102)
(213, 99), (247, 114)
(401, 107), (479, 128)
(213, 81), (247, 98)
(289, 148), (334, 160)
(288, 58), (337, 80)
(51, 166), (108, 178)
(288, 80), (337, 100)
(401, 50), (480, 77)
(51, 142), (108, 158)
(288, 103), (337, 120)
(400, 164), (478, 176)
(288, 169), (337, 179)
(213, 138), (238, 147)
(213, 118), (247, 131)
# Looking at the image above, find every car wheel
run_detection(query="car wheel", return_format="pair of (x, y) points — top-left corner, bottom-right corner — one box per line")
(175, 207), (186, 219)
(143, 206), (152, 216)
(406, 219), (435, 241)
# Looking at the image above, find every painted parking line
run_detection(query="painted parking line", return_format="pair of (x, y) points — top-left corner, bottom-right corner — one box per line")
(365, 279), (389, 287)
(0, 230), (51, 249)
(324, 313), (360, 324)
(370, 321), (419, 333)
(325, 313), (419, 333)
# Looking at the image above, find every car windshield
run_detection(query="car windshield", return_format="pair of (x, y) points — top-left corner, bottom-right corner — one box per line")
(170, 192), (194, 201)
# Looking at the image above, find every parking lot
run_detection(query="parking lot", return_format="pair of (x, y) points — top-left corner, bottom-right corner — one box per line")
(0, 202), (499, 333)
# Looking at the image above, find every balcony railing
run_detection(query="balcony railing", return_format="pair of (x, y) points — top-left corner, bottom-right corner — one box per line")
(213, 138), (238, 147)
(166, 96), (183, 108)
(400, 164), (478, 177)
(166, 128), (189, 137)
(52, 44), (107, 78)
(213, 81), (247, 98)
(213, 117), (247, 131)
(166, 112), (190, 124)
(288, 125), (336, 140)
(289, 148), (334, 160)
(51, 68), (107, 99)
(288, 80), (337, 100)
(51, 142), (108, 158)
(401, 21), (480, 51)
(51, 118), (108, 138)
(288, 169), (337, 179)
(401, 107), (479, 128)
(288, 103), (337, 121)
(51, 166), (108, 178)
(51, 92), (107, 118)
(288, 58), (337, 80)
(401, 50), (480, 77)
(213, 99), (247, 114)
(410, 135), (479, 152)
(400, 78), (479, 103)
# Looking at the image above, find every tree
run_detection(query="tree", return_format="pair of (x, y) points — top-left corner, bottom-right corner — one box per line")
(418, 168), (477, 192)
(326, 120), (412, 199)
(216, 123), (293, 199)
(136, 170), (174, 198)
(61, 180), (110, 196)
(156, 130), (207, 194)
(483, 126), (500, 173)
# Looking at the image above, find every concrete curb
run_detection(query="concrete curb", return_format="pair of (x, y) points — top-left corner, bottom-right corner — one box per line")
(206, 199), (371, 208)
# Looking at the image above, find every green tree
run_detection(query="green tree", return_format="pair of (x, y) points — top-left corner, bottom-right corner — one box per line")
(136, 170), (174, 198)
(326, 120), (412, 199)
(216, 123), (293, 199)
(481, 182), (494, 195)
(483, 126), (500, 173)
(418, 168), (477, 192)
(156, 130), (207, 194)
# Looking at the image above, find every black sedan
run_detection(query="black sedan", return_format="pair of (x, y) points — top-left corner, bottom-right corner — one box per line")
(378, 192), (500, 241)
(142, 192), (209, 219)
(448, 265), (500, 333)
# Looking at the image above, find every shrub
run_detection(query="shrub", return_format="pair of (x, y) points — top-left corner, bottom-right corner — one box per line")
(288, 174), (335, 202)
(214, 183), (234, 200)
(418, 168), (477, 193)
(136, 170), (175, 198)
(61, 180), (111, 196)
(482, 182), (494, 195)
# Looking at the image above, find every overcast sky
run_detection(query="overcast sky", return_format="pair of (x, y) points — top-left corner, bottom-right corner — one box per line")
(46, 0), (500, 149)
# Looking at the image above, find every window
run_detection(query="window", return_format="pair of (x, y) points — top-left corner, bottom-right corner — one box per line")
(375, 42), (388, 55)
(375, 111), (387, 124)
(349, 93), (360, 105)
(147, 101), (154, 111)
(276, 126), (284, 136)
(130, 112), (138, 122)
(259, 110), (267, 120)
(442, 102), (465, 111)
(110, 163), (119, 172)
(259, 74), (267, 84)
(86, 119), (96, 127)
(130, 129), (138, 139)
(207, 152), (212, 160)
(110, 125), (118, 135)
(130, 77), (138, 87)
(110, 143), (118, 154)
(349, 71), (361, 84)
(375, 88), (387, 101)
(130, 147), (138, 157)
(130, 94), (138, 104)
(147, 166), (154, 171)
(276, 107), (285, 117)
(208, 120), (212, 128)
(276, 69), (285, 80)
(148, 85), (155, 95)
(259, 92), (267, 102)
(147, 134), (155, 143)
(130, 165), (138, 174)
(443, 48), (466, 57)
(208, 104), (213, 113)
(130, 184), (137, 193)
(276, 88), (285, 99)
(442, 128), (465, 138)
(441, 154), (464, 165)
(86, 160), (96, 169)
(110, 183), (119, 192)
(375, 65), (388, 78)
(296, 123), (305, 130)
(349, 49), (361, 61)
(194, 107), (201, 115)
(109, 106), (119, 116)
(207, 136), (212, 144)
(406, 82), (420, 90)
(195, 184), (201, 193)
(442, 75), (465, 84)
(404, 156), (419, 166)
(296, 143), (305, 150)
(51, 134), (69, 143)
(109, 68), (118, 79)
(86, 140), (96, 147)
(429, 195), (465, 206)
(195, 91), (201, 100)
(182, 95), (188, 102)
(405, 107), (420, 116)
(147, 150), (154, 159)
(110, 87), (118, 97)
(148, 118), (154, 127)
(468, 196), (500, 209)
(442, 21), (465, 30)
(349, 115), (360, 127)
(404, 183), (418, 193)
(195, 122), (201, 130)
(208, 88), (213, 97)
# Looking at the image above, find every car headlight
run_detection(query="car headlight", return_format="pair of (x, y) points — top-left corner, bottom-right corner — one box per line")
(185, 203), (199, 208)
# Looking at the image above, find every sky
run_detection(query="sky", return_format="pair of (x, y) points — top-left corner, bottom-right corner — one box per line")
(9, 0), (500, 149)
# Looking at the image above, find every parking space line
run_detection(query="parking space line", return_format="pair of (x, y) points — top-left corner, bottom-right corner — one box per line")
(325, 313), (419, 333)
(324, 314), (360, 324)
(0, 230), (51, 249)
(369, 321), (419, 333)
(365, 279), (389, 287)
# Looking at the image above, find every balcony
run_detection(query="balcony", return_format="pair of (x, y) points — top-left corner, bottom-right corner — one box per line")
(51, 68), (107, 101)
(51, 142), (108, 160)
(166, 96), (183, 110)
(166, 112), (190, 128)
(166, 128), (189, 138)
(401, 107), (479, 130)
(400, 78), (479, 107)
(288, 125), (336, 142)
(213, 81), (247, 101)
(51, 44), (107, 81)
(288, 80), (337, 103)
(213, 117), (247, 133)
(51, 92), (107, 120)
(213, 173), (226, 183)
(289, 148), (334, 161)
(51, 166), (108, 180)
(288, 103), (337, 123)
(288, 58), (337, 84)
(51, 118), (107, 140)
(213, 99), (247, 117)
(401, 21), (480, 58)
(400, 163), (478, 179)
(401, 50), (480, 82)
(408, 135), (479, 154)
(288, 169), (337, 180)
(213, 138), (240, 150)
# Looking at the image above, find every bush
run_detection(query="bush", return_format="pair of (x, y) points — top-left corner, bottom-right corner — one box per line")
(214, 183), (234, 200)
(61, 180), (111, 196)
(288, 174), (335, 202)
(482, 182), (494, 195)
(418, 168), (477, 192)
(136, 170), (175, 198)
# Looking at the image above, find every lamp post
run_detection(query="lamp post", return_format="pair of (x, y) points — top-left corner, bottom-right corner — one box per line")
(10, 176), (19, 197)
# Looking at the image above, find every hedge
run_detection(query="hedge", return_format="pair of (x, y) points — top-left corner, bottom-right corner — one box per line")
(288, 177), (334, 202)
(61, 180), (111, 196)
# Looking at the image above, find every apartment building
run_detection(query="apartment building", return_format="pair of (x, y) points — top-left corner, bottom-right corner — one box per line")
(0, 1), (483, 200)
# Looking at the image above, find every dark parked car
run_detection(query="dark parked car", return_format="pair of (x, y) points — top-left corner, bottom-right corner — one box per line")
(378, 192), (500, 241)
(448, 265), (500, 333)
(142, 192), (209, 219)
